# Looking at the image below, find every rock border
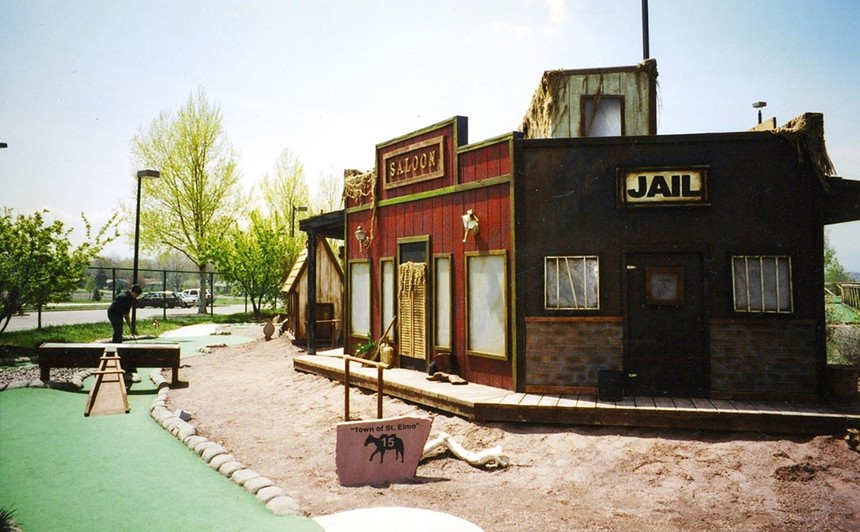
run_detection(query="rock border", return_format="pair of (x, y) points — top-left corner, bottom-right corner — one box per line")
(0, 367), (302, 516)
(0, 368), (95, 392)
(146, 369), (302, 516)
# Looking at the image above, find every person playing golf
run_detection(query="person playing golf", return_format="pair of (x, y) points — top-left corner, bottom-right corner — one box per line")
(107, 284), (142, 343)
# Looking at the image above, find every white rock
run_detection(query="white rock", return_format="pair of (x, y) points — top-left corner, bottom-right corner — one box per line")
(266, 495), (301, 515)
(219, 460), (244, 477)
(243, 476), (274, 494)
(208, 454), (235, 470)
(201, 444), (227, 462)
(194, 440), (217, 456)
(256, 485), (287, 503)
(230, 469), (261, 486)
(183, 434), (206, 447)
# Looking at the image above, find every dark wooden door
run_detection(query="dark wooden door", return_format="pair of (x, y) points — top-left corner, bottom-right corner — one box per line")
(624, 252), (707, 397)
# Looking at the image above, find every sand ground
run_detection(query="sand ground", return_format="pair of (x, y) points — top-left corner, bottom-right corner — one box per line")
(165, 329), (860, 532)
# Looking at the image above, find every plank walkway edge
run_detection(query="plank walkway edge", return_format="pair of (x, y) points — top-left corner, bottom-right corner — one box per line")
(293, 355), (860, 436)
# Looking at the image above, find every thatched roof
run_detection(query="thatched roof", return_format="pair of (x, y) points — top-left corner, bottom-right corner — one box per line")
(771, 112), (836, 188)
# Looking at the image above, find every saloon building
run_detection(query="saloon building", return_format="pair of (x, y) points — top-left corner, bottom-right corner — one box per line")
(302, 60), (860, 401)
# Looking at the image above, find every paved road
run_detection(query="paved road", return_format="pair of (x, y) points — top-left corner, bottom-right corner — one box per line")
(2, 304), (251, 332)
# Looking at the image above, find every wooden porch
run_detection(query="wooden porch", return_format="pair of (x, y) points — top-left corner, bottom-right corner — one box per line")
(294, 352), (860, 436)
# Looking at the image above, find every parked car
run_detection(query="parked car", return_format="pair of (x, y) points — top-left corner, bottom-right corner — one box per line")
(180, 288), (213, 305)
(137, 291), (188, 308)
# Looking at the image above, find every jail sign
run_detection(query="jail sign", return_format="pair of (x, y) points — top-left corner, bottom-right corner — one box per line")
(619, 167), (708, 206)
(335, 415), (432, 487)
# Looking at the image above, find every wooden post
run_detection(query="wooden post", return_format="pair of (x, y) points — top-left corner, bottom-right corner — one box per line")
(342, 355), (389, 422)
(377, 366), (384, 419)
(344, 358), (351, 422)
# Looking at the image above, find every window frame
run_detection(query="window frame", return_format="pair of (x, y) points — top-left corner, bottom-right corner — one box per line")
(544, 255), (601, 311)
(731, 255), (794, 314)
(580, 95), (625, 137)
(379, 257), (396, 342)
(348, 259), (372, 339)
(433, 254), (453, 351)
(465, 250), (508, 360)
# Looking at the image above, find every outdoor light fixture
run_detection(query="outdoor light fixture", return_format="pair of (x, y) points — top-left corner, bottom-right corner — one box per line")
(291, 205), (308, 238)
(132, 169), (160, 334)
(753, 101), (767, 125)
(462, 209), (479, 242)
(354, 225), (369, 252)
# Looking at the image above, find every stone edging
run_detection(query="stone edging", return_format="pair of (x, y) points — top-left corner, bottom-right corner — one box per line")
(146, 369), (302, 516)
(0, 367), (302, 516)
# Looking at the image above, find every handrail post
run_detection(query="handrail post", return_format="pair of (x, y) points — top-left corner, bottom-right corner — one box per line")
(341, 355), (390, 422)
(344, 358), (351, 422)
(377, 366), (384, 419)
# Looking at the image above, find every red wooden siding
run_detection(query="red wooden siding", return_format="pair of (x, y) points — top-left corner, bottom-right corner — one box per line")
(346, 130), (515, 390)
(459, 141), (511, 184)
(377, 123), (458, 201)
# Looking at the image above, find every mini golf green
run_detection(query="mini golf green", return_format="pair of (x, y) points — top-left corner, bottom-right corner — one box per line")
(0, 331), (321, 531)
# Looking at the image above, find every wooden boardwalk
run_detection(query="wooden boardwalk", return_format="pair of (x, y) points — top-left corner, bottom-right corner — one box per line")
(294, 354), (860, 436)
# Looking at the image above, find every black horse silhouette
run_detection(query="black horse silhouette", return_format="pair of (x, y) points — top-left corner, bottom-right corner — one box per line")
(364, 433), (405, 463)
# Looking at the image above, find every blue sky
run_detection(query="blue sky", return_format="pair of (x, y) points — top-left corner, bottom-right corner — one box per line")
(1, 0), (859, 269)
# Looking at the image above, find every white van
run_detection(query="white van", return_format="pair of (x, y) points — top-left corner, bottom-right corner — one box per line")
(180, 289), (213, 305)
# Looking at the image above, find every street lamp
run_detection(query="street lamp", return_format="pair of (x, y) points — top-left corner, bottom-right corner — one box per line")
(291, 205), (308, 238)
(752, 101), (767, 125)
(132, 169), (160, 333)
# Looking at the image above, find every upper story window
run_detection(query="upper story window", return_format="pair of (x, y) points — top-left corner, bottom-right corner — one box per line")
(581, 96), (624, 137)
(732, 255), (793, 313)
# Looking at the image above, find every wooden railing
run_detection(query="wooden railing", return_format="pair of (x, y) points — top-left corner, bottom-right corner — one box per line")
(838, 283), (860, 312)
(342, 355), (390, 421)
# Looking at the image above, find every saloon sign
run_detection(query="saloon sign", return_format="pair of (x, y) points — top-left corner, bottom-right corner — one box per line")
(619, 167), (708, 206)
(382, 136), (445, 189)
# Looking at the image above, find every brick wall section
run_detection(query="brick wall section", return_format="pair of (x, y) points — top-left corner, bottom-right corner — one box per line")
(710, 319), (818, 400)
(525, 318), (623, 388)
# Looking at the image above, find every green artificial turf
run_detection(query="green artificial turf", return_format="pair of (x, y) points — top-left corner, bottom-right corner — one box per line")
(0, 333), (322, 532)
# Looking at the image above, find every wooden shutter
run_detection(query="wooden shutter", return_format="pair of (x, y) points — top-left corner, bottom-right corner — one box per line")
(398, 262), (426, 360)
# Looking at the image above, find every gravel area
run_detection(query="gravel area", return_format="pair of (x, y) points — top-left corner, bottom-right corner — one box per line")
(0, 360), (79, 390)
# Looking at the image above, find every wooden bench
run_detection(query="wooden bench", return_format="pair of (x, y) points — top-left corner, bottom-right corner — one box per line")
(39, 343), (182, 384)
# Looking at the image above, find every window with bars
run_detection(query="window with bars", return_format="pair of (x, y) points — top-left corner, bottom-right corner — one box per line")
(732, 255), (793, 313)
(545, 256), (600, 310)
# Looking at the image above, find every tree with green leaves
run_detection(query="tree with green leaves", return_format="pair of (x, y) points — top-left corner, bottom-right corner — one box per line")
(0, 208), (118, 333)
(260, 148), (310, 239)
(131, 88), (245, 313)
(209, 210), (300, 317)
(314, 168), (345, 213)
(824, 229), (849, 284)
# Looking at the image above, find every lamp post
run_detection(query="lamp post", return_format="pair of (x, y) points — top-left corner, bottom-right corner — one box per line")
(291, 205), (308, 238)
(753, 101), (767, 125)
(132, 169), (160, 333)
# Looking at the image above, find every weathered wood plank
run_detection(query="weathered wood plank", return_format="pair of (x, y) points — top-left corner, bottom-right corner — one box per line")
(672, 398), (697, 412)
(634, 397), (657, 410)
(654, 396), (676, 410)
(575, 395), (598, 408)
(710, 400), (737, 413)
(556, 395), (578, 408)
(499, 393), (527, 406)
(538, 395), (560, 408)
(518, 394), (543, 407)
(292, 355), (860, 435)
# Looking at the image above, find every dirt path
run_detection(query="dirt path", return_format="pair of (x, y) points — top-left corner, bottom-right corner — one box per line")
(166, 332), (860, 532)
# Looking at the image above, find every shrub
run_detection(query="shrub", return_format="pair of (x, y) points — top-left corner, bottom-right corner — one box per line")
(827, 324), (860, 366)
